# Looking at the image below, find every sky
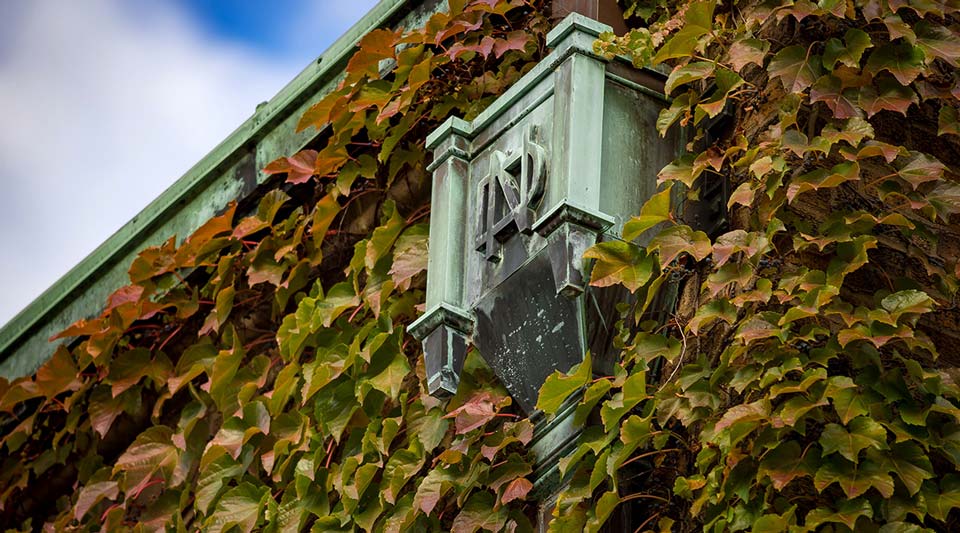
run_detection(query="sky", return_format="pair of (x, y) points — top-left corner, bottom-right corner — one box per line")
(0, 0), (378, 327)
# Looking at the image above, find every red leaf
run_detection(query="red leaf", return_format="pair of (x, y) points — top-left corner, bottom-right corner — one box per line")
(493, 31), (528, 58)
(810, 75), (859, 118)
(444, 392), (506, 434)
(501, 477), (533, 505)
(263, 150), (318, 184)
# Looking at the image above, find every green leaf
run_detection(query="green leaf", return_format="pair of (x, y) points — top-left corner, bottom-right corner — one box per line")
(768, 45), (821, 93)
(819, 417), (888, 463)
(664, 62), (715, 95)
(687, 298), (737, 335)
(786, 161), (860, 203)
(313, 282), (360, 328)
(658, 153), (700, 187)
(648, 225), (712, 265)
(814, 456), (894, 498)
(759, 441), (818, 490)
(657, 93), (693, 135)
(383, 449), (425, 505)
(366, 349), (411, 400)
(697, 67), (744, 118)
(865, 42), (925, 85)
(881, 289), (935, 319)
(921, 475), (960, 521)
(366, 200), (407, 271)
(897, 152), (947, 188)
(940, 105), (960, 136)
(830, 386), (869, 425)
(805, 498), (873, 530)
(652, 1), (715, 64)
(313, 378), (358, 442)
(584, 242), (655, 292)
(622, 185), (673, 241)
(196, 453), (245, 514)
(537, 353), (592, 415)
(823, 29), (872, 70)
(876, 442), (934, 496)
(204, 482), (268, 533)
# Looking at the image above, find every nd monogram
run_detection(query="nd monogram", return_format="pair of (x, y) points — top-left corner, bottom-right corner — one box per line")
(474, 126), (548, 262)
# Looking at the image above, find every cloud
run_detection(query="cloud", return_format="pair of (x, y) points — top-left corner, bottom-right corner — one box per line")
(0, 0), (372, 326)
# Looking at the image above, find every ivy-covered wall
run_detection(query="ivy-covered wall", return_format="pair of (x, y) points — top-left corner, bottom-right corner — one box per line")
(0, 0), (959, 532)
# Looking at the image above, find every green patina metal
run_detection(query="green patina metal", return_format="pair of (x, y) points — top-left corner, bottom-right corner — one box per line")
(407, 12), (682, 494)
(0, 0), (448, 378)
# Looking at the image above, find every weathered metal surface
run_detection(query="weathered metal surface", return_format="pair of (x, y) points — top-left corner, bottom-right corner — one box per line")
(0, 0), (445, 378)
(409, 13), (681, 413)
(473, 251), (585, 412)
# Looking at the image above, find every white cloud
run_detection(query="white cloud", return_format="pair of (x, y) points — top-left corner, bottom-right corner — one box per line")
(0, 0), (374, 326)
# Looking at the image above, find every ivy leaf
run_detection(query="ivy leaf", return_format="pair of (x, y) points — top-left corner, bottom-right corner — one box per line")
(881, 289), (935, 319)
(697, 67), (744, 118)
(313, 282), (360, 328)
(584, 242), (655, 292)
(921, 475), (960, 521)
(830, 386), (869, 425)
(715, 399), (770, 432)
(810, 75), (859, 118)
(313, 378), (358, 442)
(664, 62), (715, 96)
(74, 480), (119, 521)
(414, 467), (455, 515)
(657, 92), (694, 136)
(814, 456), (894, 498)
(501, 477), (533, 505)
(819, 417), (888, 463)
(389, 223), (429, 291)
(865, 42), (925, 85)
(35, 346), (80, 397)
(759, 441), (818, 490)
(652, 1), (715, 64)
(688, 299), (737, 335)
(622, 185), (673, 241)
(537, 353), (591, 415)
(915, 21), (960, 67)
(366, 349), (411, 401)
(859, 75), (917, 117)
(648, 225), (711, 266)
(727, 38), (769, 72)
(897, 152), (946, 188)
(114, 426), (180, 495)
(445, 391), (504, 434)
(940, 105), (960, 136)
(822, 29), (872, 71)
(658, 154), (702, 188)
(877, 442), (934, 496)
(452, 492), (507, 533)
(262, 150), (318, 185)
(196, 453), (245, 514)
(805, 498), (873, 530)
(366, 200), (407, 271)
(204, 482), (268, 533)
(786, 161), (859, 203)
(768, 45), (821, 93)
